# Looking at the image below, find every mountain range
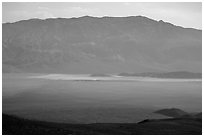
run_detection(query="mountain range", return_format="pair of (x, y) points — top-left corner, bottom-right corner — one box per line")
(2, 16), (202, 73)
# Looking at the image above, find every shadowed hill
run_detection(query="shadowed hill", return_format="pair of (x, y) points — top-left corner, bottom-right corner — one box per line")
(154, 108), (202, 119)
(154, 108), (189, 117)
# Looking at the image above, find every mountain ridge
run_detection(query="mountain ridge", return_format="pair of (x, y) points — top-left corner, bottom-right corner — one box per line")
(3, 16), (202, 73)
(2, 15), (202, 31)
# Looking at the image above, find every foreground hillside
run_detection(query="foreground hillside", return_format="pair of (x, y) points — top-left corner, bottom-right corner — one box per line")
(2, 113), (201, 135)
(3, 16), (201, 73)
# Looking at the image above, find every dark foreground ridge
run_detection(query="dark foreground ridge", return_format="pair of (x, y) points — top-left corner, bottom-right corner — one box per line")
(2, 113), (202, 135)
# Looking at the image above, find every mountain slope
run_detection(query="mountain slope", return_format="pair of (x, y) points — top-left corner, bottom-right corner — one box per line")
(3, 113), (202, 135)
(2, 16), (202, 73)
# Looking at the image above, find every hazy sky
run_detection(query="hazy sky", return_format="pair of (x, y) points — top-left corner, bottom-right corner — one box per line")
(2, 2), (202, 29)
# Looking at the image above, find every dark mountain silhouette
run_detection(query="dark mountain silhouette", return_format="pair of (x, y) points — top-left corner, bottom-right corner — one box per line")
(2, 16), (202, 73)
(2, 113), (201, 135)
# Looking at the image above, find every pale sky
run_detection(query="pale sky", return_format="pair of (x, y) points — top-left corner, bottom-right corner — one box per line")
(2, 2), (202, 29)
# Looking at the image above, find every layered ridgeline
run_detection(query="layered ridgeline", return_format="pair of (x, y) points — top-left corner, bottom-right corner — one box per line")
(3, 16), (202, 73)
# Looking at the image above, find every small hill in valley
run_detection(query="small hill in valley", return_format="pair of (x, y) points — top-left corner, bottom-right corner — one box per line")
(154, 108), (191, 118)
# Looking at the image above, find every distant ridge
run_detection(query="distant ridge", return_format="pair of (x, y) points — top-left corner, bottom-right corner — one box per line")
(3, 16), (201, 73)
(3, 15), (202, 31)
(2, 15), (202, 31)
(118, 71), (202, 79)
